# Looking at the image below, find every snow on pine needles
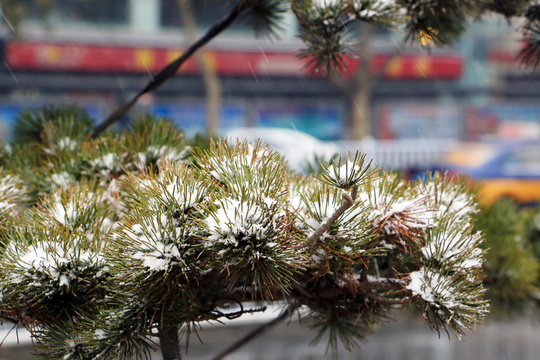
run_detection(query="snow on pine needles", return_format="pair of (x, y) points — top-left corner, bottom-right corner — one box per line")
(0, 136), (488, 357)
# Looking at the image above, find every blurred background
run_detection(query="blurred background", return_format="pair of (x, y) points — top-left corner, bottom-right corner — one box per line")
(1, 2), (539, 178)
(1, 1), (540, 359)
(1, 1), (538, 198)
(0, 1), (536, 144)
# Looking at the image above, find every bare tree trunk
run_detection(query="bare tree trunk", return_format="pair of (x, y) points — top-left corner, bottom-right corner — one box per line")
(178, 0), (222, 135)
(349, 23), (374, 140)
(350, 69), (373, 140)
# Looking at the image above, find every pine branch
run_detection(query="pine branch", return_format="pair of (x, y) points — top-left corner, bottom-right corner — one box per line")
(0, 120), (490, 356)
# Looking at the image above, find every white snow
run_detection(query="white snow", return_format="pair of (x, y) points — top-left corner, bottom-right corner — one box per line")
(94, 153), (116, 169)
(354, 0), (395, 13)
(51, 171), (74, 189)
(0, 200), (13, 212)
(357, 176), (400, 213)
(146, 145), (168, 159)
(13, 240), (104, 289)
(94, 329), (106, 339)
(141, 145), (189, 164)
(163, 176), (205, 210)
(407, 268), (458, 308)
(43, 190), (108, 231)
(371, 195), (437, 235)
(206, 199), (266, 244)
(367, 274), (401, 284)
(125, 215), (190, 273)
(358, 9), (377, 18)
(90, 153), (122, 176)
(313, 0), (341, 8)
(50, 201), (77, 226)
(421, 181), (478, 223)
(58, 137), (78, 151)
(133, 243), (184, 272)
(331, 160), (362, 184)
(0, 172), (23, 214)
(59, 274), (70, 287)
(136, 152), (147, 166)
(204, 197), (284, 262)
(421, 228), (483, 269)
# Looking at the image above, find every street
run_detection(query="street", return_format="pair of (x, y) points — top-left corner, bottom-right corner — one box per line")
(2, 314), (540, 360)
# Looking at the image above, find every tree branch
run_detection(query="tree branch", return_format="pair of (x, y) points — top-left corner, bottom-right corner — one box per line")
(159, 322), (182, 360)
(92, 2), (245, 138)
(302, 186), (358, 252)
(365, 292), (409, 305)
(224, 274), (405, 304)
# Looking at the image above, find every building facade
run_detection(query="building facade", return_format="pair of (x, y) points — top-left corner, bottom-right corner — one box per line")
(0, 1), (538, 141)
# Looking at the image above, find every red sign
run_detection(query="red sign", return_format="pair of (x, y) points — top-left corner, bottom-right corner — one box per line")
(6, 41), (463, 79)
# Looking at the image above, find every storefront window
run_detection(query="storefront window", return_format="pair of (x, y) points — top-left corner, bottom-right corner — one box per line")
(160, 0), (252, 32)
(19, 0), (128, 26)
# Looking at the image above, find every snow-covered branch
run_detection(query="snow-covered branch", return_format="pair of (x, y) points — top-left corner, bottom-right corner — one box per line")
(0, 108), (488, 359)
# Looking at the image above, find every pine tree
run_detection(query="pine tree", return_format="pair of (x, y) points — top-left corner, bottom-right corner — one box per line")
(1, 1), (539, 359)
(0, 107), (487, 359)
(292, 0), (540, 73)
(474, 199), (540, 315)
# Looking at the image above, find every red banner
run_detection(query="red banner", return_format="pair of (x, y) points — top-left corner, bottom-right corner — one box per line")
(6, 41), (463, 79)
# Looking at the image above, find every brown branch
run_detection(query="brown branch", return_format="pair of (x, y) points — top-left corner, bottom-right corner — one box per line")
(302, 279), (403, 300)
(362, 279), (405, 292)
(364, 292), (409, 305)
(302, 186), (358, 252)
(0, 323), (20, 348)
(204, 277), (407, 360)
(224, 275), (404, 304)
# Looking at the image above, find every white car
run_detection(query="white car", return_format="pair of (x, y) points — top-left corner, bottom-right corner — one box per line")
(224, 127), (340, 172)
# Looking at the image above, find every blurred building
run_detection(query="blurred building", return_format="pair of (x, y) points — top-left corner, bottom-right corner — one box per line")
(0, 1), (539, 141)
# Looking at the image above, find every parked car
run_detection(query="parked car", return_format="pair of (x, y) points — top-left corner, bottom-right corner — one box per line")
(223, 127), (340, 172)
(436, 141), (540, 206)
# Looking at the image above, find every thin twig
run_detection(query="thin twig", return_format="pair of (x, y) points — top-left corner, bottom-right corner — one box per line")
(210, 304), (299, 360)
(211, 305), (268, 321)
(302, 186), (358, 252)
(0, 323), (19, 348)
(92, 2), (245, 138)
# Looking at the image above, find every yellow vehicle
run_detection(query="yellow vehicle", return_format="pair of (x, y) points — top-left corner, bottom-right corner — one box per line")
(441, 141), (540, 207)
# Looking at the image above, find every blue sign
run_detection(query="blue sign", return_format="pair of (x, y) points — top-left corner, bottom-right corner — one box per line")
(255, 104), (343, 140)
(0, 105), (24, 141)
(149, 103), (246, 138)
